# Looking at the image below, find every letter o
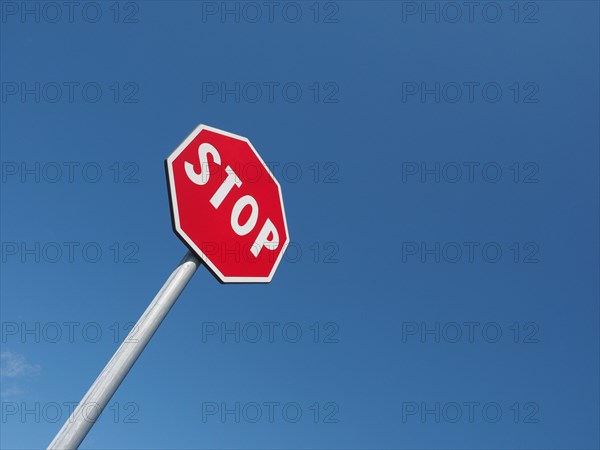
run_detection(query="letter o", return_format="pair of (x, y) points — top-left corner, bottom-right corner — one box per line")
(231, 195), (259, 236)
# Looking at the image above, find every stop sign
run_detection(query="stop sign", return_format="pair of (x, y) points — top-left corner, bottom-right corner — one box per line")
(166, 124), (289, 283)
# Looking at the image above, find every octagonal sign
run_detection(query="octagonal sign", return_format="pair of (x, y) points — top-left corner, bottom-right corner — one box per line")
(166, 124), (289, 283)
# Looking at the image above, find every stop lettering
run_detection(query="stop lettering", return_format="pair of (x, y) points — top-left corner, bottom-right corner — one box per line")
(166, 125), (290, 282)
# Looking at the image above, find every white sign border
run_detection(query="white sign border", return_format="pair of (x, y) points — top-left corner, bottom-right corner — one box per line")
(166, 124), (290, 283)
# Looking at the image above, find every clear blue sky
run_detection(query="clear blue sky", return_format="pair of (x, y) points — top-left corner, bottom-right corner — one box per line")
(1, 1), (599, 449)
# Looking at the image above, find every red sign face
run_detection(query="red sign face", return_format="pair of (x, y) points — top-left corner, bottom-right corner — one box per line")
(166, 125), (289, 283)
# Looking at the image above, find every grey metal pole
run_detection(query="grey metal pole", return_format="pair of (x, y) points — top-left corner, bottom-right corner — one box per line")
(48, 251), (200, 450)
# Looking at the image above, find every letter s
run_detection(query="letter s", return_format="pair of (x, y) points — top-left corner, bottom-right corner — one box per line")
(185, 142), (221, 185)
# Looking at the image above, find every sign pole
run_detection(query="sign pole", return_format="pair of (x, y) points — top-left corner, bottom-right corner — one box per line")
(48, 251), (200, 450)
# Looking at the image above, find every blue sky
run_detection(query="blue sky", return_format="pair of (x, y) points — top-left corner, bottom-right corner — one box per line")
(1, 1), (599, 449)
